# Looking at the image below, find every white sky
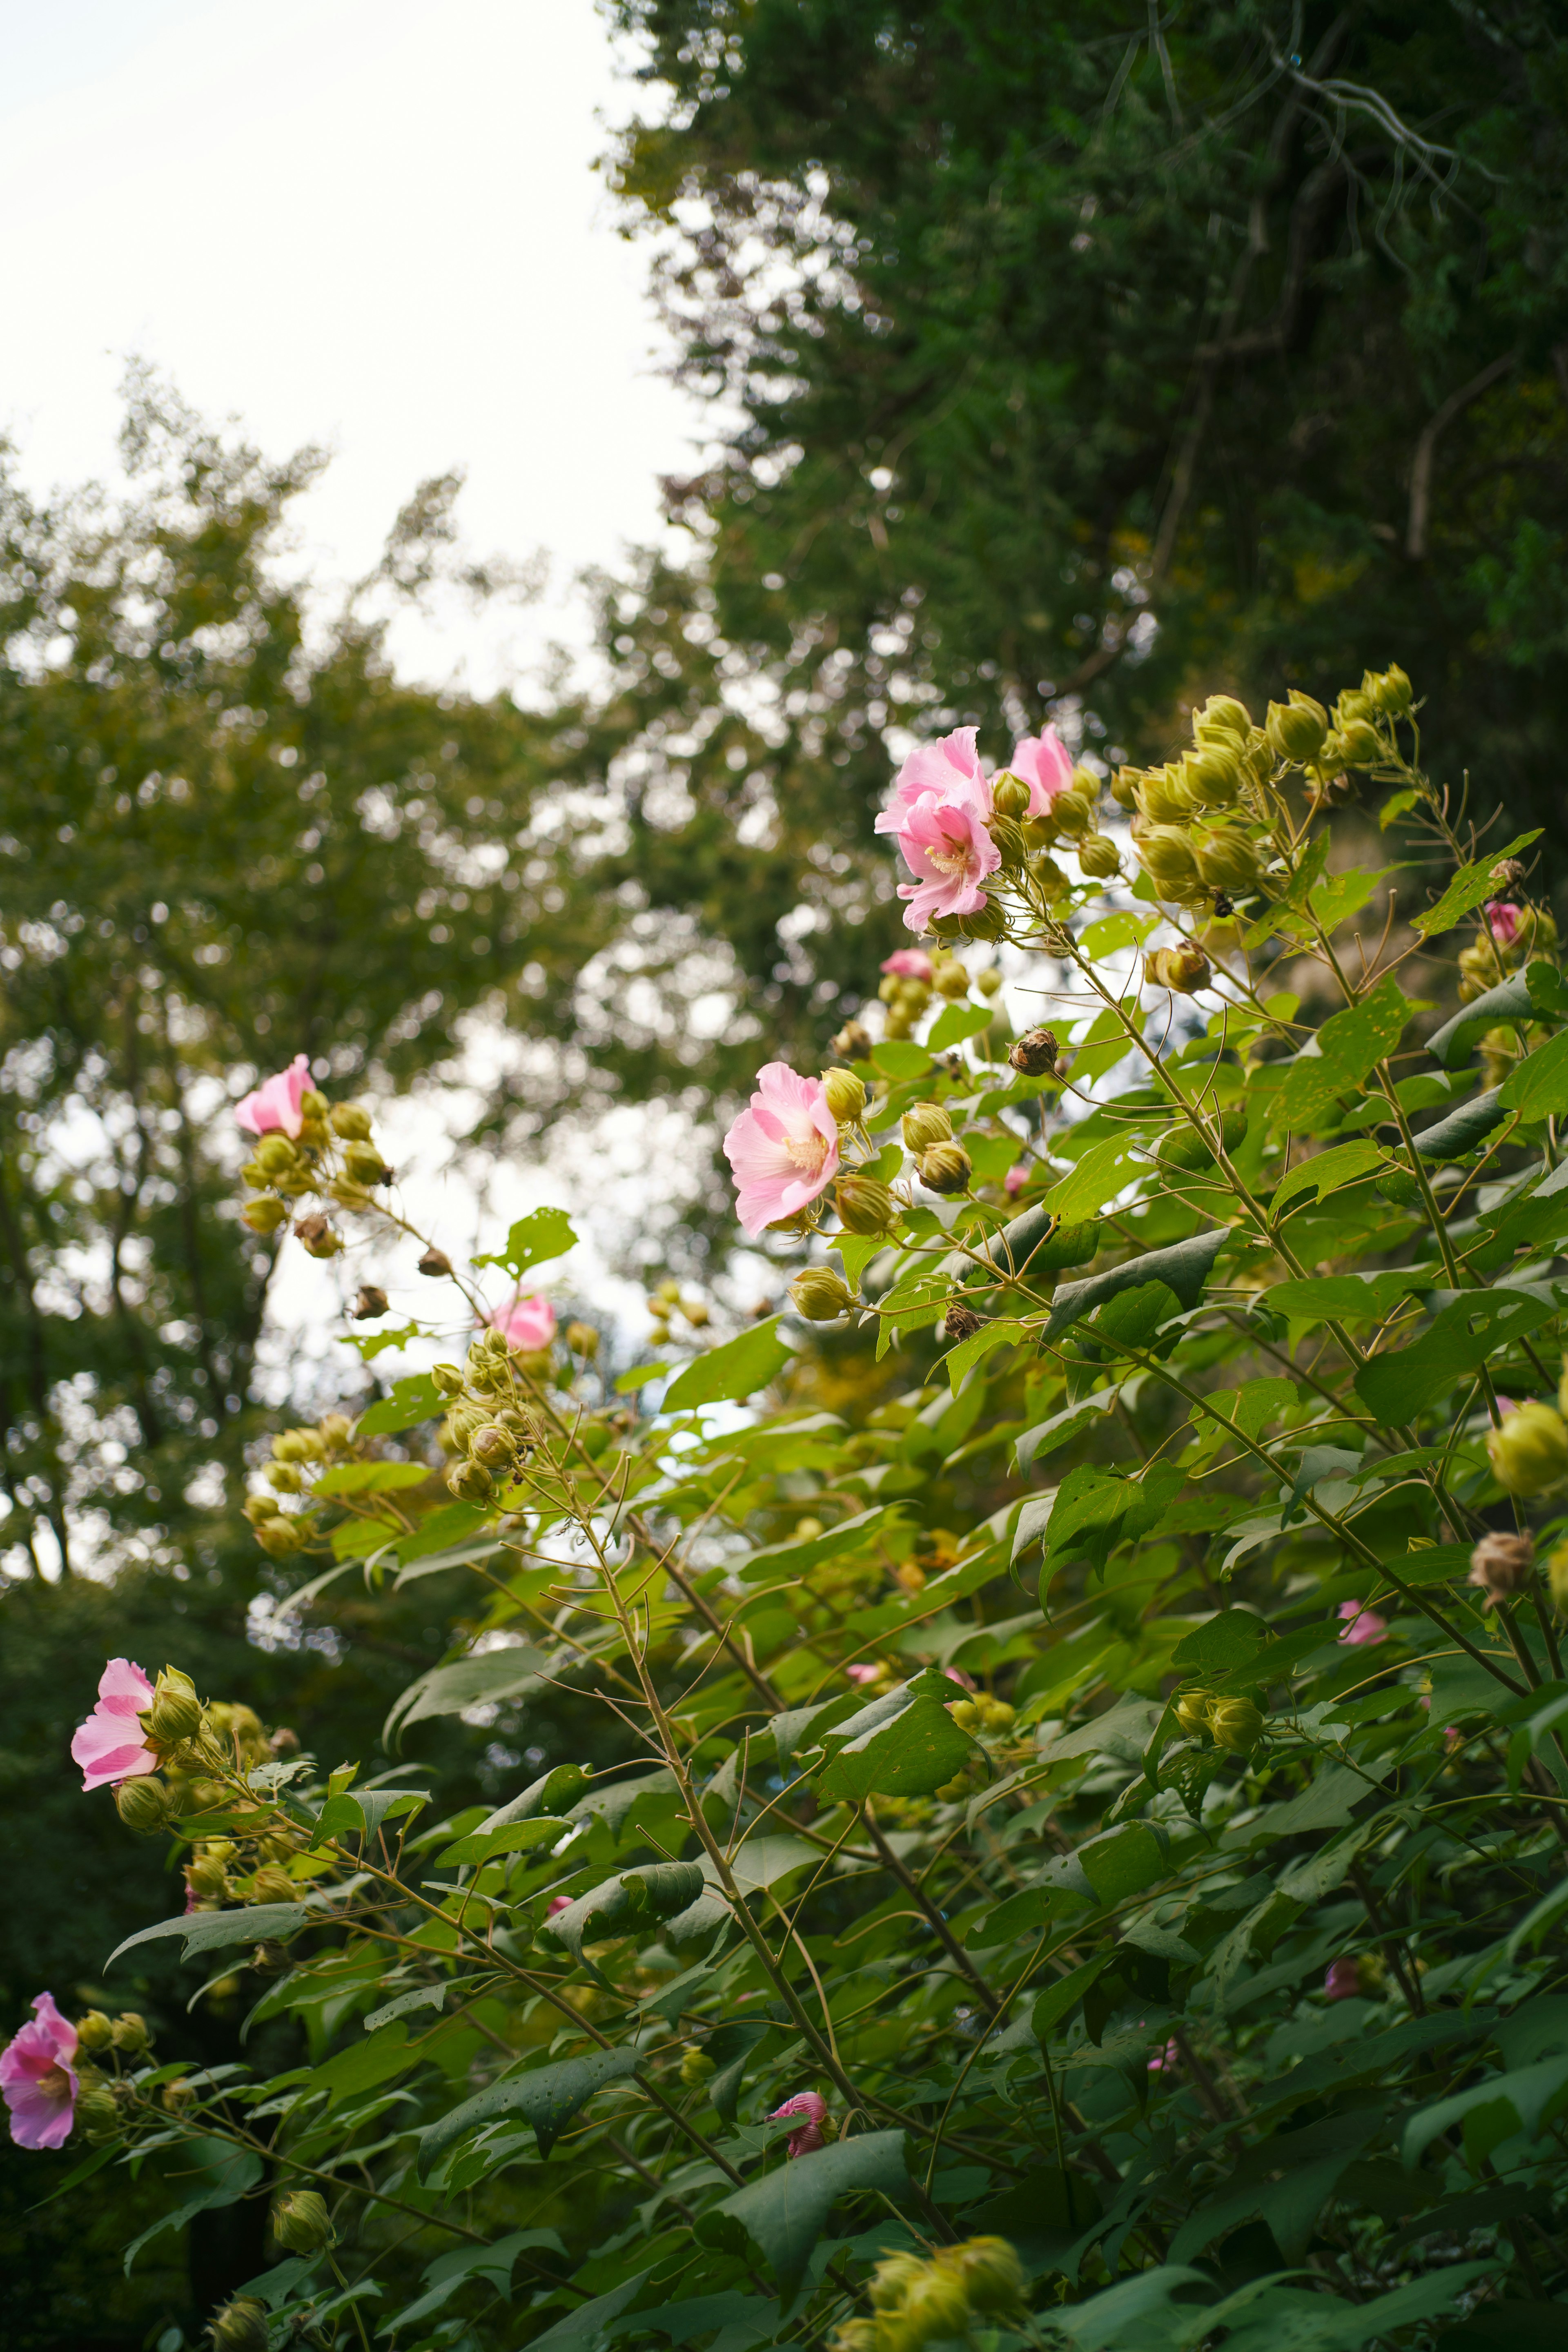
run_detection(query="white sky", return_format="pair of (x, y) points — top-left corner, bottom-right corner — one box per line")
(0, 0), (704, 691)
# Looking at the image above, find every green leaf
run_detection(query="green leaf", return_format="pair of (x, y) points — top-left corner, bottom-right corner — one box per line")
(1379, 787), (1420, 829)
(704, 2128), (910, 2297)
(871, 1039), (932, 1079)
(702, 2021), (771, 2124)
(381, 2232), (566, 2335)
(1274, 974), (1414, 1127)
(356, 1374), (444, 1437)
(470, 1205), (577, 1279)
(944, 1318), (1025, 1388)
(434, 1815), (568, 1868)
(739, 1503), (905, 1589)
(1045, 1228), (1229, 1343)
(1273, 1138), (1389, 1210)
(1014, 1388), (1121, 1470)
(1170, 1613), (1269, 1671)
(1031, 1956), (1114, 2043)
(1353, 1285), (1556, 1422)
(108, 1901), (318, 1971)
(1499, 1026), (1568, 1122)
(312, 2020), (425, 2107)
(418, 2047), (640, 2176)
(523, 2275), (653, 2352)
(315, 1460), (431, 1497)
(1310, 863), (1401, 928)
(1404, 2053), (1568, 2170)
(546, 1862), (707, 1969)
(615, 1361), (669, 1393)
(1427, 965), (1551, 1067)
(383, 1646), (550, 1751)
(927, 1001), (992, 1048)
(812, 1671), (978, 1801)
(1045, 1134), (1147, 1221)
(1411, 1086), (1505, 1158)
(123, 2137), (263, 2274)
(663, 1318), (795, 1410)
(1412, 831), (1541, 935)
(1078, 910), (1157, 956)
(1265, 1270), (1423, 1325)
(1079, 1822), (1166, 1906)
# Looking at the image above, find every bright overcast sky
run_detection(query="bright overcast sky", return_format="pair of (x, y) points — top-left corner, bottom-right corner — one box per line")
(0, 0), (703, 692)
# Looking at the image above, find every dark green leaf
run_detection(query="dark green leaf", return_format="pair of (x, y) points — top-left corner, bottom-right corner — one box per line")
(417, 2047), (640, 2176)
(704, 2129), (910, 2296)
(1044, 1228), (1229, 1342)
(1427, 966), (1550, 1067)
(1354, 1286), (1555, 1421)
(1274, 974), (1414, 1127)
(663, 1318), (795, 1410)
(547, 1863), (707, 1968)
(1412, 1087), (1505, 1158)
(383, 1646), (550, 1750)
(108, 1902), (318, 1971)
(1499, 1027), (1568, 1122)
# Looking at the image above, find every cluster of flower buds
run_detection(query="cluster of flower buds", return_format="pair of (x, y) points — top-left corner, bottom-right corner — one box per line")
(182, 1809), (305, 1915)
(991, 759), (1118, 887)
(1174, 1689), (1265, 1753)
(244, 1412), (355, 1557)
(646, 1277), (710, 1343)
(902, 1101), (971, 1197)
(1487, 1399), (1568, 1497)
(237, 1055), (394, 1262)
(1116, 694), (1274, 910)
(833, 2235), (1026, 2352)
(432, 1329), (548, 1503)
(947, 1692), (1016, 1737)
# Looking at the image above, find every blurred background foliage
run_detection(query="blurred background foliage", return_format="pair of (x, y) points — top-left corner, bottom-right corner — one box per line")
(4, 1), (1568, 2339)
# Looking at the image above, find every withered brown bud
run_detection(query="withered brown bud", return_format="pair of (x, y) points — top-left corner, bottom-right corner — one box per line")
(1490, 858), (1527, 889)
(352, 1286), (389, 1320)
(831, 1019), (873, 1062)
(944, 1302), (982, 1345)
(293, 1214), (343, 1260)
(1009, 1028), (1060, 1077)
(1468, 1530), (1536, 1604)
(417, 1247), (454, 1278)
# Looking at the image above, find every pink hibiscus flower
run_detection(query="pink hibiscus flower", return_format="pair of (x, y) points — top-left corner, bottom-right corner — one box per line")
(771, 2090), (829, 2157)
(2, 1994), (79, 2150)
(1007, 727), (1075, 816)
(891, 793), (1002, 934)
(1486, 902), (1523, 949)
(1004, 1163), (1031, 1196)
(874, 727), (990, 838)
(486, 1294), (557, 1353)
(1323, 1958), (1361, 2002)
(70, 1659), (158, 1792)
(1147, 2037), (1180, 2074)
(880, 949), (935, 981)
(234, 1054), (311, 1140)
(846, 1663), (884, 1686)
(1337, 1600), (1387, 1647)
(723, 1065), (840, 1238)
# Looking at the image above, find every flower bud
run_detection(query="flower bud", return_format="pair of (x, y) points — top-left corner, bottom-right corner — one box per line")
(274, 1428), (327, 1463)
(432, 1362), (465, 1396)
(1077, 832), (1120, 879)
(469, 1423), (517, 1468)
(1008, 1029), (1059, 1078)
(1138, 826), (1202, 898)
(902, 1102), (952, 1153)
(1332, 718), (1381, 768)
(446, 1459), (496, 1504)
(208, 2300), (270, 2352)
(352, 1285), (389, 1320)
(110, 2012), (150, 2054)
(933, 959), (971, 999)
(187, 1855), (229, 1901)
(414, 1246), (454, 1281)
(241, 1197), (290, 1236)
(254, 1516), (307, 1557)
(1265, 690), (1328, 764)
(1491, 858), (1528, 890)
(870, 2251), (930, 2312)
(1053, 772), (1099, 833)
(1209, 1696), (1264, 1753)
(679, 2044), (717, 2087)
(329, 1103), (374, 1140)
(1488, 1401), (1568, 1496)
(987, 813), (1030, 868)
(943, 1302), (982, 1345)
(292, 1213), (343, 1258)
(1183, 744), (1242, 808)
(896, 977), (931, 1012)
(1028, 850), (1069, 902)
(835, 1175), (898, 1234)
(832, 1018), (872, 1061)
(247, 1864), (295, 1905)
(947, 2235), (1026, 2317)
(919, 1143), (971, 1195)
(822, 1068), (866, 1125)
(790, 1267), (855, 1322)
(991, 771), (1033, 819)
(1468, 1531), (1536, 1604)
(78, 2085), (123, 2143)
(76, 2009), (114, 2051)
(1174, 1691), (1211, 1739)
(115, 1776), (172, 1835)
(1194, 694), (1252, 742)
(1134, 764), (1198, 826)
(885, 2265), (972, 2352)
(1145, 942), (1211, 995)
(327, 1176), (373, 1210)
(1109, 764), (1141, 809)
(252, 1132), (298, 1177)
(1366, 664), (1413, 715)
(341, 1141), (392, 1186)
(1548, 1544), (1568, 1611)
(564, 1321), (599, 1359)
(1192, 827), (1263, 894)
(144, 1668), (203, 1746)
(267, 2187), (333, 2256)
(1337, 686), (1376, 725)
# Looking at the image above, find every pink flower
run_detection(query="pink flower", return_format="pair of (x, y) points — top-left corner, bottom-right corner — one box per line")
(891, 791), (1002, 934)
(1323, 1959), (1361, 2003)
(944, 1666), (976, 1692)
(1147, 2037), (1180, 2073)
(880, 949), (934, 982)
(1337, 1600), (1387, 1647)
(1487, 902), (1523, 949)
(70, 1659), (157, 1793)
(486, 1294), (557, 1353)
(875, 728), (990, 837)
(1007, 728), (1075, 817)
(723, 1064), (841, 1238)
(846, 1664), (884, 1685)
(234, 1054), (311, 1140)
(2, 1994), (79, 2150)
(546, 1895), (573, 1917)
(1005, 1163), (1030, 1196)
(771, 2090), (828, 2157)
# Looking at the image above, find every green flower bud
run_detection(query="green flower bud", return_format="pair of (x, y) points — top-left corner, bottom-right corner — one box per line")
(1548, 1544), (1568, 1612)
(446, 1459), (496, 1504)
(918, 1143), (971, 1195)
(144, 1668), (203, 1746)
(1487, 1400), (1568, 1497)
(991, 771), (1032, 818)
(933, 958), (971, 998)
(1145, 942), (1211, 995)
(254, 1516), (308, 1558)
(208, 2299), (270, 2352)
(252, 1133), (298, 1177)
(1336, 686), (1376, 725)
(1183, 743), (1243, 808)
(822, 1067), (866, 1125)
(1052, 771), (1100, 833)
(1265, 690), (1328, 764)
(1174, 1691), (1212, 1740)
(110, 2012), (150, 2054)
(946, 2235), (1026, 2317)
(679, 2045), (717, 2088)
(896, 977), (931, 1012)
(1138, 826), (1202, 899)
(902, 1102), (952, 1153)
(247, 1864), (296, 1905)
(432, 1362), (465, 1396)
(328, 1103), (374, 1140)
(1194, 694), (1252, 742)
(273, 1428), (327, 1464)
(1077, 832), (1121, 879)
(882, 2265), (973, 2352)
(1209, 1696), (1265, 1753)
(1333, 717), (1382, 768)
(1135, 765), (1200, 826)
(1366, 664), (1413, 715)
(1109, 764), (1141, 809)
(469, 1423), (517, 1468)
(987, 813), (1031, 868)
(114, 1776), (172, 1835)
(834, 1175), (898, 1234)
(327, 1175), (374, 1210)
(565, 1321), (599, 1358)
(76, 2009), (114, 2051)
(1192, 826), (1263, 893)
(241, 1197), (290, 1236)
(791, 1267), (855, 1322)
(271, 2187), (334, 2252)
(342, 1140), (392, 1187)
(953, 898), (1009, 943)
(78, 2085), (123, 2144)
